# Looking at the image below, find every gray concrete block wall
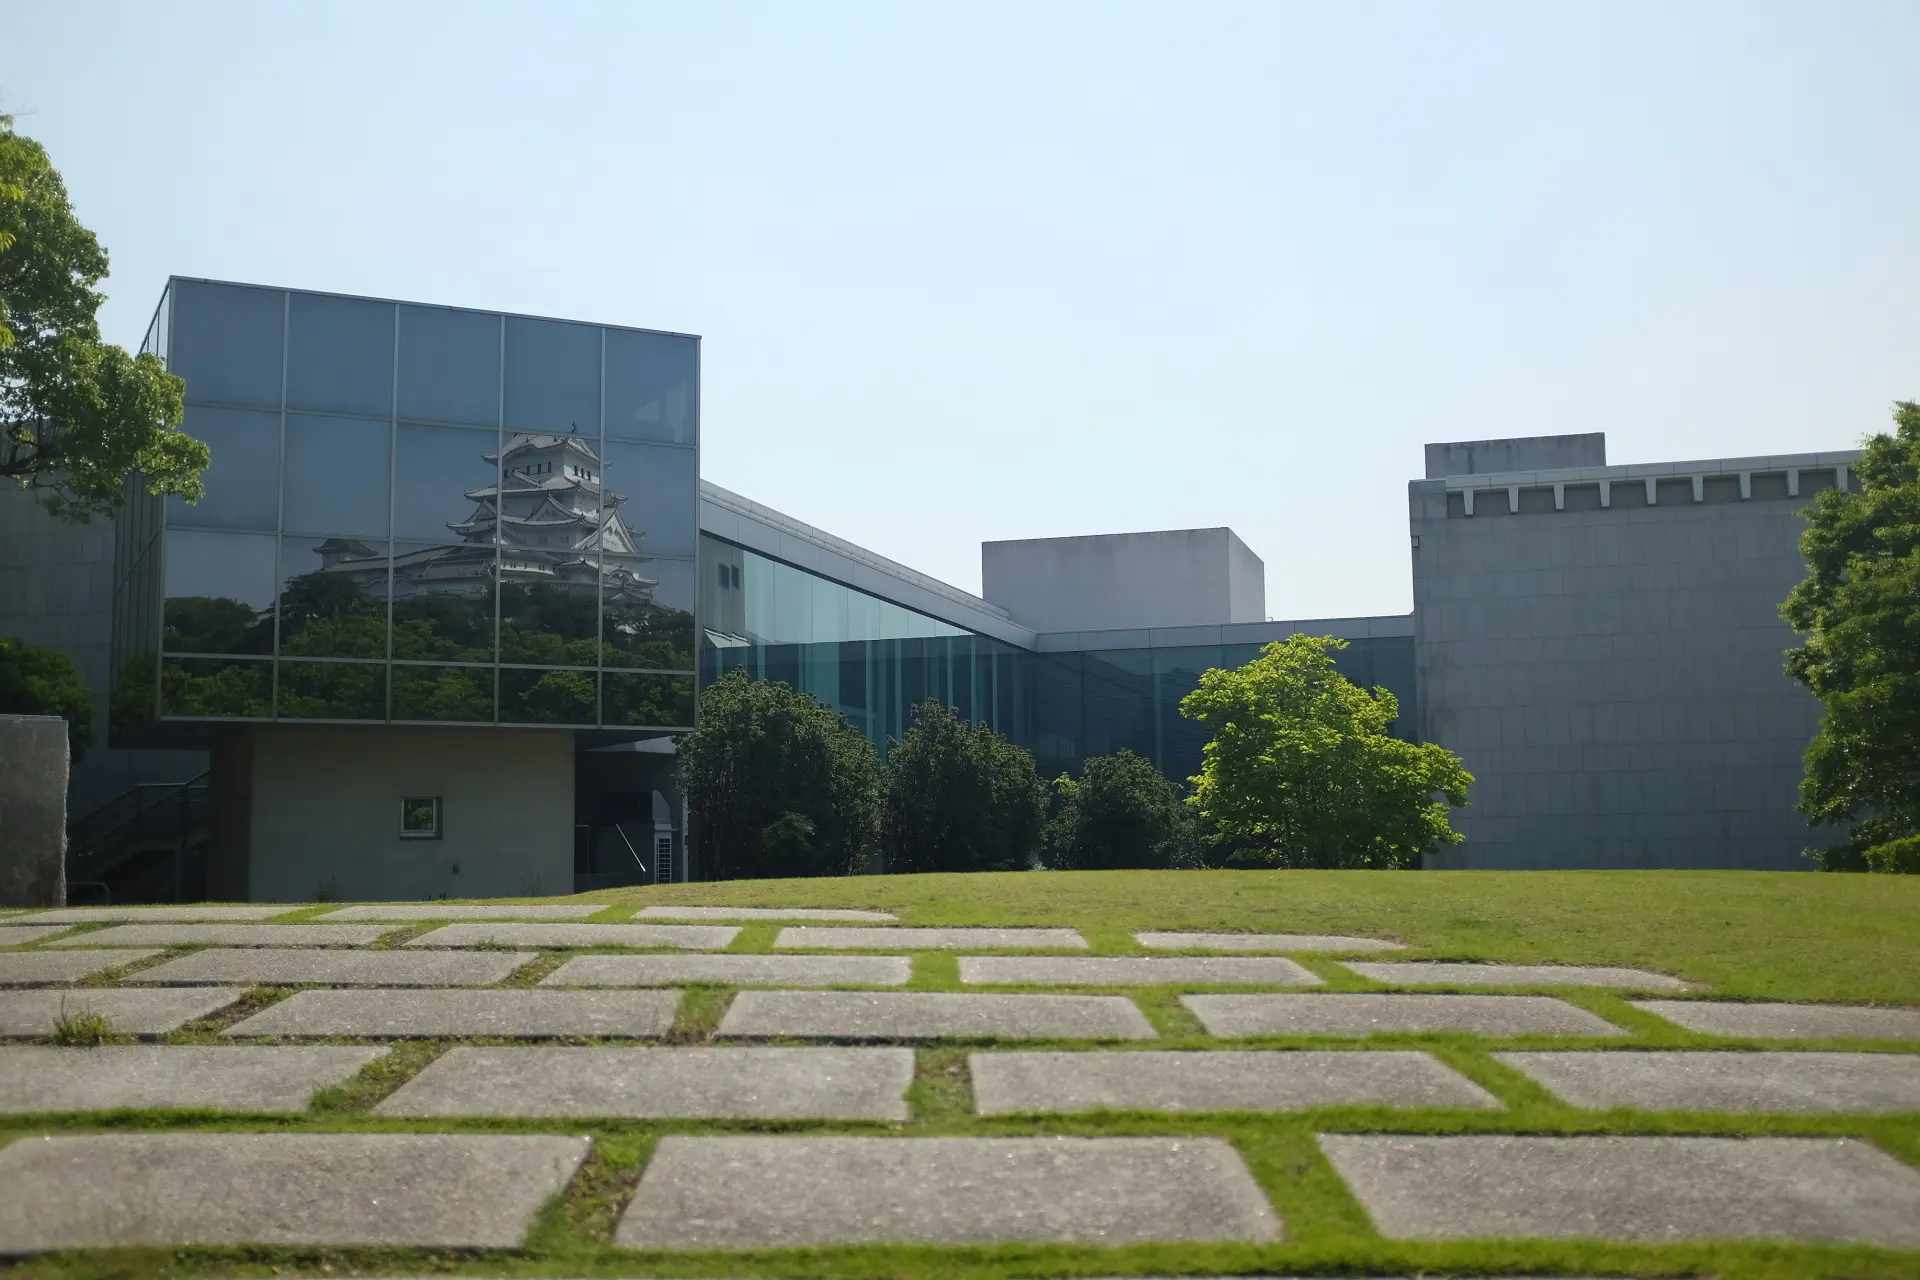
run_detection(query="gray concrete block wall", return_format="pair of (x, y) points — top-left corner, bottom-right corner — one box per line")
(982, 528), (1267, 633)
(1424, 433), (1607, 480)
(1410, 470), (1842, 869)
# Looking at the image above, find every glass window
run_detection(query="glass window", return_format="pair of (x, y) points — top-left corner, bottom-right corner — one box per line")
(286, 292), (394, 418)
(499, 569), (600, 667)
(392, 664), (494, 723)
(163, 530), (277, 654)
(277, 660), (387, 720)
(277, 535), (388, 659)
(282, 415), (392, 538)
(389, 542), (496, 662)
(499, 666), (597, 725)
(168, 406), (280, 531)
(602, 555), (696, 671)
(604, 328), (697, 444)
(398, 305), (500, 425)
(169, 281), (284, 408)
(603, 672), (695, 728)
(400, 796), (442, 839)
(504, 316), (599, 435)
(600, 441), (698, 558)
(160, 656), (271, 718)
(394, 423), (498, 543)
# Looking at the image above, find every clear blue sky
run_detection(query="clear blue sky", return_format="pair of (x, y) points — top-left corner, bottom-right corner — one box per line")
(5, 1), (1915, 617)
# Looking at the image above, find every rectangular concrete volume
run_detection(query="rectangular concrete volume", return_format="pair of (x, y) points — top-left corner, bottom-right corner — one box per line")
(0, 950), (162, 986)
(221, 988), (683, 1039)
(1137, 931), (1404, 953)
(404, 922), (738, 949)
(376, 1045), (916, 1120)
(0, 1045), (387, 1113)
(316, 903), (605, 921)
(1316, 1133), (1920, 1246)
(617, 1135), (1281, 1248)
(637, 905), (898, 921)
(1341, 960), (1689, 990)
(0, 987), (248, 1036)
(542, 953), (911, 988)
(1496, 1050), (1920, 1114)
(718, 990), (1156, 1041)
(9, 905), (295, 923)
(126, 947), (533, 986)
(48, 923), (394, 948)
(776, 925), (1088, 950)
(1631, 999), (1920, 1041)
(970, 1050), (1501, 1115)
(960, 955), (1322, 987)
(0, 1132), (591, 1251)
(1183, 993), (1627, 1038)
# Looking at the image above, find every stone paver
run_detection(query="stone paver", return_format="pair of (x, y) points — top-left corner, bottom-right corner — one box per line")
(1317, 1134), (1920, 1246)
(0, 950), (162, 985)
(221, 988), (682, 1038)
(126, 948), (533, 986)
(0, 1045), (386, 1112)
(316, 903), (604, 921)
(1631, 999), (1920, 1041)
(8, 905), (294, 924)
(0, 925), (71, 945)
(1497, 1050), (1920, 1114)
(638, 905), (898, 921)
(617, 1135), (1280, 1247)
(971, 1050), (1500, 1114)
(404, 922), (738, 950)
(1183, 993), (1627, 1038)
(377, 1045), (915, 1119)
(0, 987), (247, 1037)
(49, 923), (393, 948)
(718, 990), (1155, 1040)
(542, 953), (911, 988)
(0, 1133), (590, 1250)
(776, 925), (1088, 950)
(1137, 931), (1405, 953)
(960, 955), (1323, 987)
(1342, 961), (1689, 990)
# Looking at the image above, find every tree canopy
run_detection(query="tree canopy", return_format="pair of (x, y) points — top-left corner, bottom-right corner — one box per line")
(0, 635), (93, 759)
(1782, 401), (1920, 869)
(1179, 634), (1472, 868)
(677, 669), (881, 879)
(881, 699), (1047, 874)
(1, 117), (205, 520)
(1047, 749), (1189, 870)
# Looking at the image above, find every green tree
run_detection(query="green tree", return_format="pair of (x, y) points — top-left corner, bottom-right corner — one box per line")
(1180, 634), (1473, 868)
(1, 118), (206, 519)
(0, 635), (93, 759)
(678, 669), (881, 879)
(1782, 401), (1920, 871)
(881, 699), (1047, 874)
(1047, 749), (1190, 870)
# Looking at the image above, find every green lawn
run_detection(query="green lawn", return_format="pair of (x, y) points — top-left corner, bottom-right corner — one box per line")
(4, 868), (1917, 1280)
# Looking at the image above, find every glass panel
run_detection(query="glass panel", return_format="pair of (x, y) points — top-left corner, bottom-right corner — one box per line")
(600, 441), (699, 560)
(602, 555), (696, 670)
(286, 292), (394, 418)
(389, 542), (496, 662)
(160, 656), (271, 718)
(398, 305), (499, 425)
(392, 664), (494, 723)
(277, 535), (388, 659)
(163, 530), (276, 654)
(603, 672), (695, 728)
(394, 422), (498, 543)
(282, 414), (392, 538)
(169, 280), (284, 408)
(1079, 649), (1154, 763)
(277, 660), (387, 720)
(498, 576), (600, 666)
(604, 328), (697, 443)
(499, 666), (596, 725)
(492, 430), (604, 666)
(504, 316), (598, 434)
(168, 406), (280, 530)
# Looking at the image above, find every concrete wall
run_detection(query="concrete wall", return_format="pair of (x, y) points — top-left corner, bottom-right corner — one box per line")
(1409, 459), (1848, 869)
(226, 725), (575, 902)
(982, 528), (1267, 633)
(1425, 433), (1607, 479)
(0, 714), (68, 906)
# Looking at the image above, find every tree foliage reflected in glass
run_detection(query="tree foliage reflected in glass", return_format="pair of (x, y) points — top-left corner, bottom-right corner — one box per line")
(604, 672), (695, 728)
(392, 665), (494, 723)
(160, 657), (270, 718)
(499, 666), (597, 725)
(277, 660), (386, 720)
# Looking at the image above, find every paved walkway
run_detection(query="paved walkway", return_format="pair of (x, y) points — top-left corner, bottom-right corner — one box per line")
(0, 900), (1914, 1267)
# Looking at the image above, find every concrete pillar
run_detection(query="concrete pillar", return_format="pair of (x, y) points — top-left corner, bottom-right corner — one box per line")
(0, 714), (69, 907)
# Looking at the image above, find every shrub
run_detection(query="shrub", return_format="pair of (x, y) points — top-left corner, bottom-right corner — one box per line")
(881, 700), (1046, 873)
(0, 635), (93, 760)
(1048, 749), (1189, 870)
(1863, 835), (1920, 874)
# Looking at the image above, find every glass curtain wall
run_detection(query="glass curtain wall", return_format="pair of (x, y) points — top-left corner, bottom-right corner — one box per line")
(111, 280), (701, 739)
